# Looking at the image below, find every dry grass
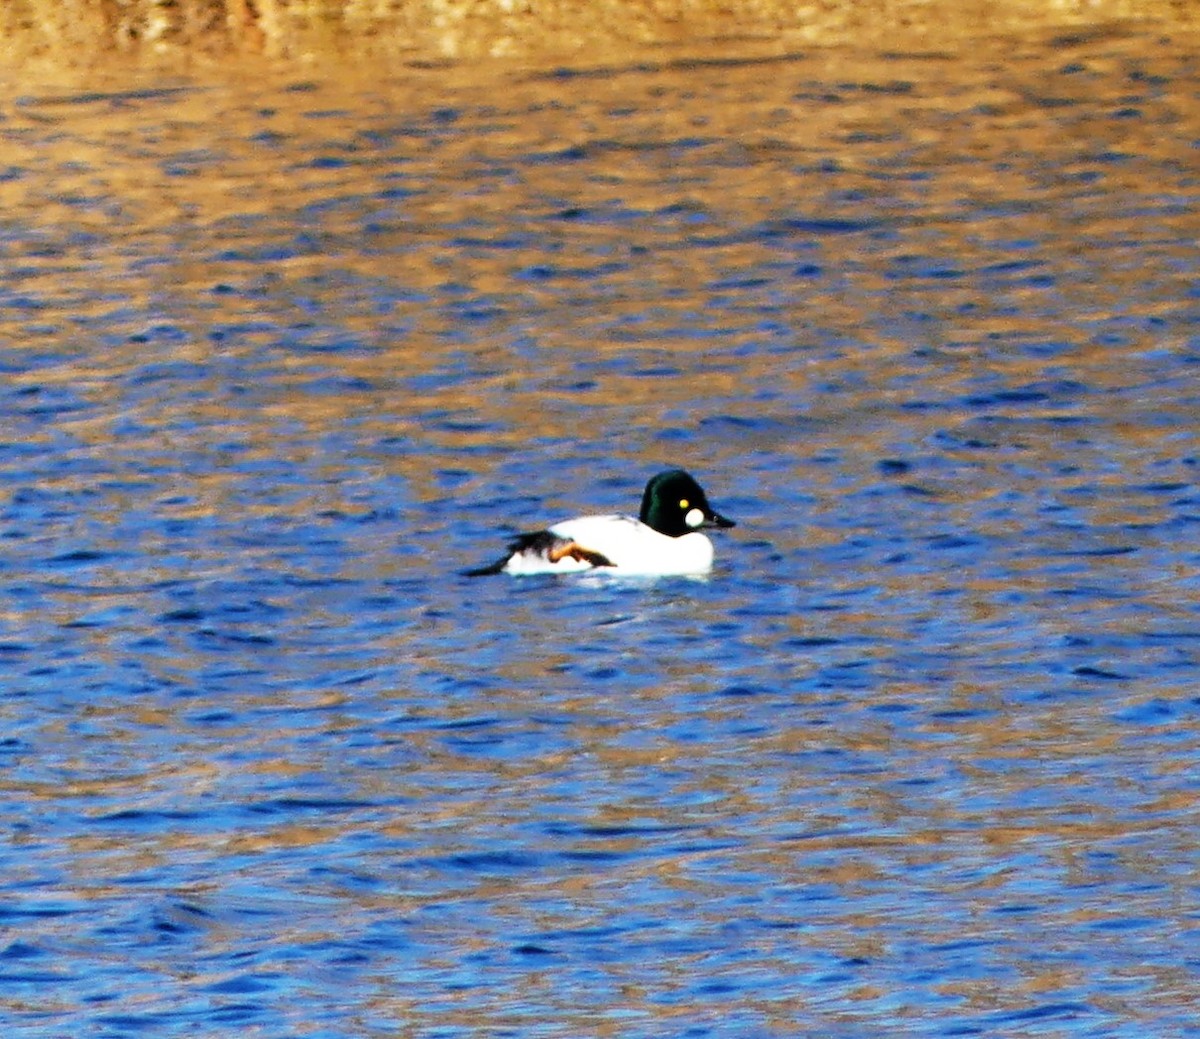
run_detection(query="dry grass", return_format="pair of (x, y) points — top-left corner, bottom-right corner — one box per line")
(0, 0), (1195, 68)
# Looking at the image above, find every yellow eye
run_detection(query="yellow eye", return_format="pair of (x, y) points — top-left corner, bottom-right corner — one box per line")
(679, 499), (689, 509)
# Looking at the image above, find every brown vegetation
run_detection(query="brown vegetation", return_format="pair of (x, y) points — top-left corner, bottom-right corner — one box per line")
(0, 0), (1195, 68)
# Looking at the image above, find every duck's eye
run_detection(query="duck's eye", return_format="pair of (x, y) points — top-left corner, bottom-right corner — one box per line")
(679, 499), (689, 510)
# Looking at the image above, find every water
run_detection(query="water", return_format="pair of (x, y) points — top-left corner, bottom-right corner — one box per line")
(2, 22), (1199, 1038)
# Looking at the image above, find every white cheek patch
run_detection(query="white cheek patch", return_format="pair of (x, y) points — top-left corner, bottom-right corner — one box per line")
(685, 507), (705, 528)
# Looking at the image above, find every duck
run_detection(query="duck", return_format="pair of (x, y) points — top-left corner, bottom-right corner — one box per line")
(465, 469), (736, 577)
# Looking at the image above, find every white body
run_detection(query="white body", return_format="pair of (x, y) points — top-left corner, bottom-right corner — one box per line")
(503, 514), (716, 576)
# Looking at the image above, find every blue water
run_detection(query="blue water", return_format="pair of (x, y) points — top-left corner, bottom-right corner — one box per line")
(2, 23), (1199, 1038)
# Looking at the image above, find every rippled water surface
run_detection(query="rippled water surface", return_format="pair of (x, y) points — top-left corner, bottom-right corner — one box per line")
(2, 22), (1199, 1038)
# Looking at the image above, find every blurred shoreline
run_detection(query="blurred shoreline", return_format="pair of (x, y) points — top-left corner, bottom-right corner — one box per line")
(1, 0), (1197, 79)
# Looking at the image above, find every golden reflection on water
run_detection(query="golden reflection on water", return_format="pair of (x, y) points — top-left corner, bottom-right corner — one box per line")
(5, 25), (1195, 469)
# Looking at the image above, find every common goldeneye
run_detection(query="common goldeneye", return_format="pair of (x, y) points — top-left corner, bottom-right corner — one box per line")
(466, 469), (736, 577)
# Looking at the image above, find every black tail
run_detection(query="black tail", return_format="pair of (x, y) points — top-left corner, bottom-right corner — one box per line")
(462, 555), (510, 577)
(461, 532), (540, 577)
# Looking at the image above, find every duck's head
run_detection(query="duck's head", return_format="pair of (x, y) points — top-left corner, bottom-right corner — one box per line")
(639, 469), (736, 538)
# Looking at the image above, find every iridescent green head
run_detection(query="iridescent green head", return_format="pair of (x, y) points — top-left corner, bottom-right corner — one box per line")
(639, 469), (735, 538)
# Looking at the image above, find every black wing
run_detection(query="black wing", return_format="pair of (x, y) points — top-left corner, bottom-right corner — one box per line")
(463, 530), (614, 576)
